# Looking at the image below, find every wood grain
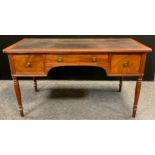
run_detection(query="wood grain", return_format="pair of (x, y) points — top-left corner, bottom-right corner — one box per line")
(110, 54), (141, 74)
(13, 55), (45, 75)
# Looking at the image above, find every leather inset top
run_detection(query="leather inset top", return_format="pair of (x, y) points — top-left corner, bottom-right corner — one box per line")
(14, 38), (141, 49)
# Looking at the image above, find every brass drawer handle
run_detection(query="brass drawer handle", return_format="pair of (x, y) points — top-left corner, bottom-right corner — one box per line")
(92, 56), (97, 62)
(25, 62), (31, 68)
(123, 61), (129, 67)
(57, 56), (63, 62)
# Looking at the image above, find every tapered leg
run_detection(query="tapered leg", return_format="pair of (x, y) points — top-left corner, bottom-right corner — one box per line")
(13, 77), (24, 117)
(119, 77), (123, 92)
(132, 76), (143, 118)
(33, 77), (38, 92)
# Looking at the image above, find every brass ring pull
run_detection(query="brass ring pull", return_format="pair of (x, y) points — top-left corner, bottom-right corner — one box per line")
(92, 56), (97, 62)
(123, 61), (129, 67)
(57, 56), (63, 62)
(25, 62), (31, 68)
(25, 55), (33, 68)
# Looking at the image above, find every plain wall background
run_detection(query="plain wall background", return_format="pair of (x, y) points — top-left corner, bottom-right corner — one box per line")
(0, 35), (154, 81)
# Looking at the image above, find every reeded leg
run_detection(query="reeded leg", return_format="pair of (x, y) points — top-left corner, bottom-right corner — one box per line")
(33, 77), (38, 92)
(119, 77), (123, 92)
(132, 76), (143, 118)
(13, 76), (24, 117)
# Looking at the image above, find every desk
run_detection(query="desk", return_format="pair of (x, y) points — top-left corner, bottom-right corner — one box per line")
(3, 38), (152, 117)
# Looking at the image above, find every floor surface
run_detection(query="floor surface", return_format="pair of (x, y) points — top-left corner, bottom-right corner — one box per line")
(0, 80), (154, 120)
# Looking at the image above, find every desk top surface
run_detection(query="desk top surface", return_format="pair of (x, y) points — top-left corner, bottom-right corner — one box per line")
(3, 38), (152, 53)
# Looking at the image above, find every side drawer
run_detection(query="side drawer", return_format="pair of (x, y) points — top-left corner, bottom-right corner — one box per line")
(13, 55), (45, 75)
(110, 54), (141, 74)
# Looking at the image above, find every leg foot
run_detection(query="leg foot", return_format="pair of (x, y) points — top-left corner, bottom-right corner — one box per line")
(132, 76), (142, 118)
(19, 108), (24, 117)
(33, 77), (38, 92)
(13, 77), (24, 117)
(119, 77), (123, 92)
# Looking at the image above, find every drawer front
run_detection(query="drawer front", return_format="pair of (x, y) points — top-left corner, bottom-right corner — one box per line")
(110, 55), (141, 74)
(13, 55), (44, 74)
(46, 54), (109, 64)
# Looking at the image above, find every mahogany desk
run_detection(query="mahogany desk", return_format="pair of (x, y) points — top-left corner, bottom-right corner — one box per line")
(3, 38), (152, 117)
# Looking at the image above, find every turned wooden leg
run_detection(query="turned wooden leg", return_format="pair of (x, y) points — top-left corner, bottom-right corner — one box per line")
(132, 76), (143, 118)
(33, 77), (38, 92)
(13, 77), (24, 117)
(119, 77), (123, 92)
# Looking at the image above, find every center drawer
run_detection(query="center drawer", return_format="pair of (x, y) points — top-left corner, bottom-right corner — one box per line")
(46, 54), (109, 64)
